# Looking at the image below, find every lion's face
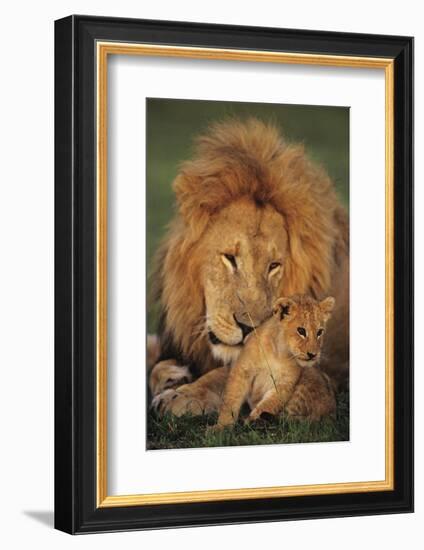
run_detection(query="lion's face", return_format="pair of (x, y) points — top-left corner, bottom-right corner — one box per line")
(199, 197), (288, 363)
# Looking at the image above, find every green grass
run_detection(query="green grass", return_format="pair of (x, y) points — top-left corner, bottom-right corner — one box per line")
(147, 392), (349, 450)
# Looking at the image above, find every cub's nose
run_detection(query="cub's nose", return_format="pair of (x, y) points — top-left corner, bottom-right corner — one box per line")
(234, 317), (254, 339)
(307, 352), (317, 360)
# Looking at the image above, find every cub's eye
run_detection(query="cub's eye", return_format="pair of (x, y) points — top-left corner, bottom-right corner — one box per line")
(317, 328), (324, 338)
(297, 327), (307, 337)
(223, 254), (237, 269)
(269, 262), (281, 273)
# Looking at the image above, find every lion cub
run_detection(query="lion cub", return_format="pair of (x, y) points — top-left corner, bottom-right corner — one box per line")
(213, 294), (336, 429)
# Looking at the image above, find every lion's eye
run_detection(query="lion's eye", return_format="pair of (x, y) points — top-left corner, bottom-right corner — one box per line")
(269, 262), (281, 273)
(297, 327), (307, 337)
(224, 254), (237, 269)
(317, 328), (324, 338)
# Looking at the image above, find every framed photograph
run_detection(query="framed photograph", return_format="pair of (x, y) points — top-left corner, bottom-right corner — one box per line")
(54, 15), (413, 534)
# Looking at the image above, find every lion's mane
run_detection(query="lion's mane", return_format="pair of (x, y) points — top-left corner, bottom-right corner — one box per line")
(151, 118), (348, 373)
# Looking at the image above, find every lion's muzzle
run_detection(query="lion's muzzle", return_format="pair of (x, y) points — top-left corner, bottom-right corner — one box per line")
(208, 317), (255, 348)
(233, 317), (254, 339)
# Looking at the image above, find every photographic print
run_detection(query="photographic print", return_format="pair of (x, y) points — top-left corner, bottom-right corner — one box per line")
(146, 98), (350, 450)
(55, 17), (413, 533)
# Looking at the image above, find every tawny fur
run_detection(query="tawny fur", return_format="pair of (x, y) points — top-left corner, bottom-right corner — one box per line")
(150, 118), (349, 415)
(147, 334), (160, 371)
(212, 295), (336, 430)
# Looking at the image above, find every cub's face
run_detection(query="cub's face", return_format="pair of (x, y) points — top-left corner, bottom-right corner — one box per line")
(273, 295), (335, 368)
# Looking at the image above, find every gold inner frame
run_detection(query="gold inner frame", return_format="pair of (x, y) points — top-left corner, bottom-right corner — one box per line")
(96, 42), (395, 508)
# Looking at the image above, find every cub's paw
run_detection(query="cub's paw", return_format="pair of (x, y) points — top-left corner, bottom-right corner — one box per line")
(149, 361), (192, 396)
(245, 410), (275, 425)
(245, 409), (260, 424)
(245, 408), (276, 425)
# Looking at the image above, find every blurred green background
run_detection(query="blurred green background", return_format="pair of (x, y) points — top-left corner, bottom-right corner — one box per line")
(146, 98), (349, 332)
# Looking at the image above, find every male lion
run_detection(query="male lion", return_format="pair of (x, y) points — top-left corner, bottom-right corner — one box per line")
(149, 118), (349, 416)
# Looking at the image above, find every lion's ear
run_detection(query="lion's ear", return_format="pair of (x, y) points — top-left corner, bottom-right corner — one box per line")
(320, 296), (335, 320)
(273, 297), (296, 321)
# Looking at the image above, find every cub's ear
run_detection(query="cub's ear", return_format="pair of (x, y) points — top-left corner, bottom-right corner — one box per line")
(273, 297), (296, 321)
(320, 296), (335, 320)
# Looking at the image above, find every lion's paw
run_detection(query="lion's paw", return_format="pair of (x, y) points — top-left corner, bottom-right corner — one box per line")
(150, 387), (204, 417)
(151, 384), (221, 417)
(149, 361), (192, 396)
(151, 389), (178, 414)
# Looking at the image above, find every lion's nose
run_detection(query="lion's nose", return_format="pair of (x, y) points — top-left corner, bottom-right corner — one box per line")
(234, 317), (254, 339)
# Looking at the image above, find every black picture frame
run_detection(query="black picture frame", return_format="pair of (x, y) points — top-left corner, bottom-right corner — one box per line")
(55, 15), (414, 534)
